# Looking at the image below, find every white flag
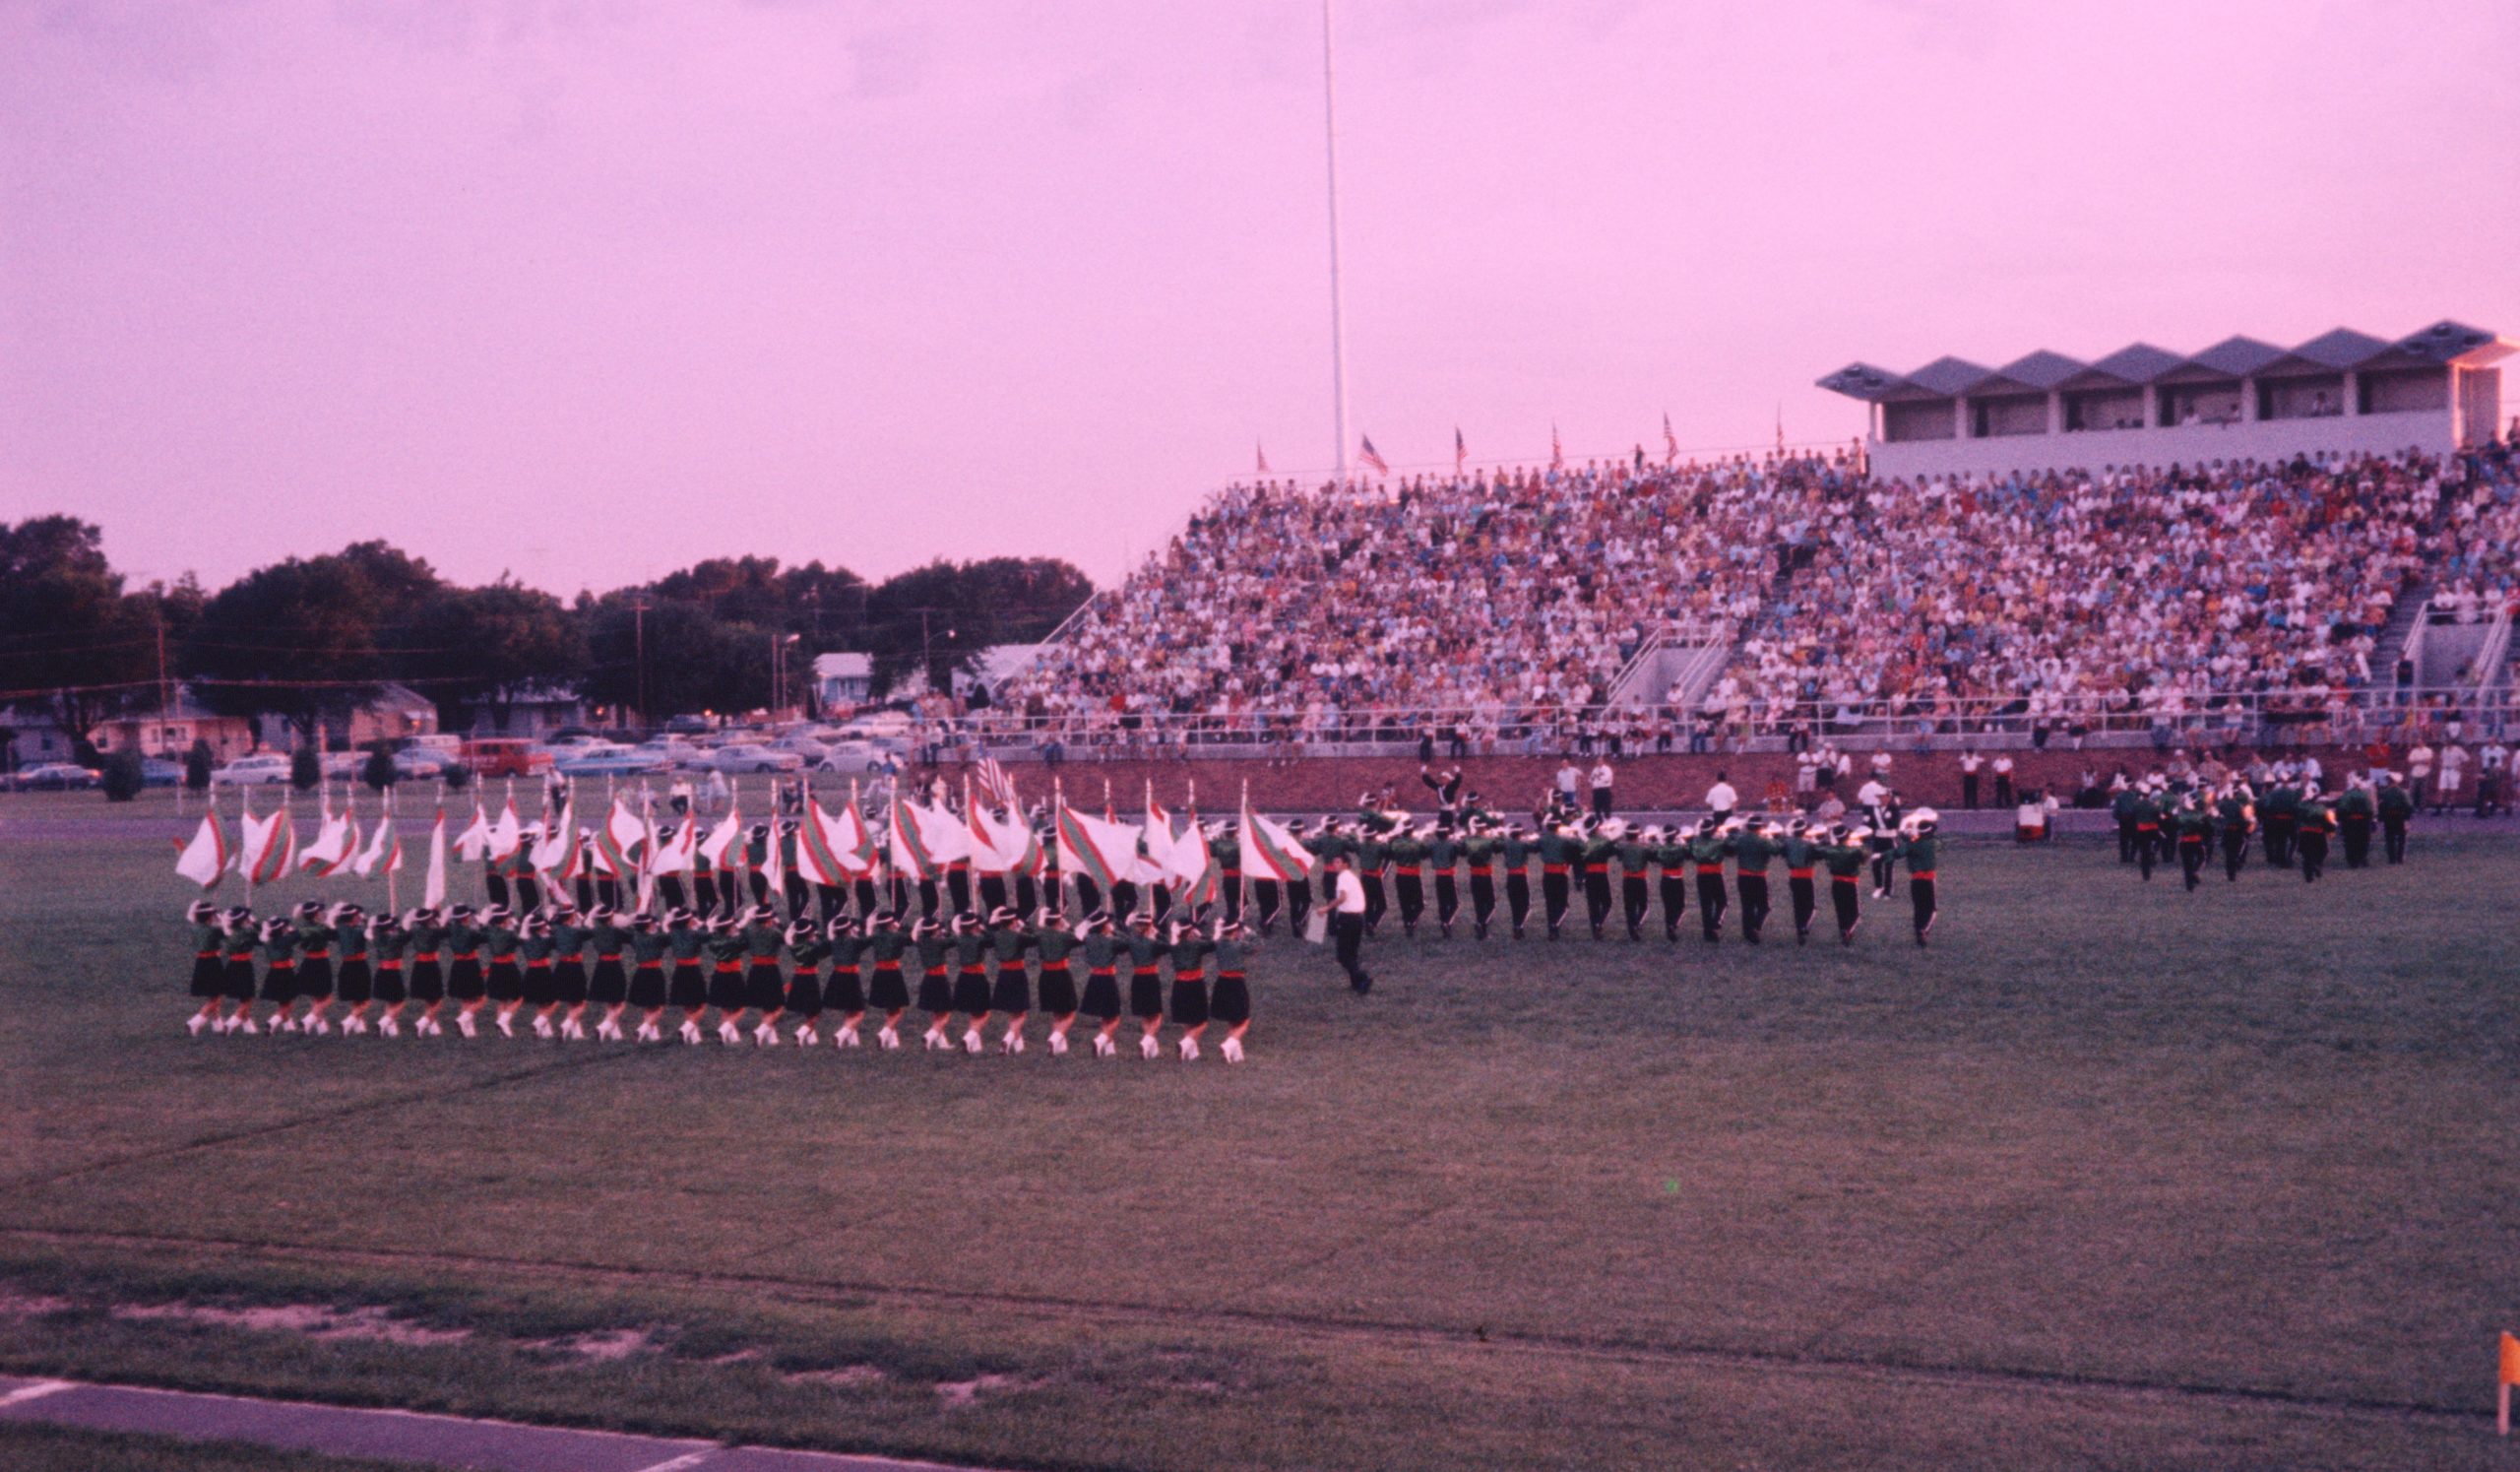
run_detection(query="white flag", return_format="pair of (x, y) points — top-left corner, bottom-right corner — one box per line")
(647, 821), (696, 876)
(530, 798), (576, 872)
(698, 805), (743, 869)
(423, 810), (449, 909)
(174, 814), (227, 890)
(453, 802), (491, 862)
(487, 799), (522, 862)
(352, 817), (402, 878)
(298, 813), (352, 874)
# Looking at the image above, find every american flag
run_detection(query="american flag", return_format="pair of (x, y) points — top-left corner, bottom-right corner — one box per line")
(1454, 426), (1467, 474)
(1663, 412), (1678, 463)
(975, 754), (1018, 810)
(1549, 423), (1564, 471)
(1256, 441), (1270, 475)
(1357, 435), (1388, 476)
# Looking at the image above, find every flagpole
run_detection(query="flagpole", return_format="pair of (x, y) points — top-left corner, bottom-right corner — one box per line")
(1321, 0), (1352, 486)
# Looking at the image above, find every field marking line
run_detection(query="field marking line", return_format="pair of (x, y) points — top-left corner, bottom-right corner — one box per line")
(0, 1377), (72, 1407)
(0, 1044), (651, 1195)
(0, 1224), (2491, 1430)
(627, 1452), (720, 1472)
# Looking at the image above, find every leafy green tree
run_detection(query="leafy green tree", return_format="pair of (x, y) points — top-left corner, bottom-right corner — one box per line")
(0, 516), (158, 754)
(395, 580), (588, 733)
(290, 747), (321, 791)
(360, 743), (398, 792)
(184, 740), (214, 792)
(182, 543), (442, 748)
(578, 596), (769, 724)
(100, 747), (144, 802)
(862, 557), (1092, 697)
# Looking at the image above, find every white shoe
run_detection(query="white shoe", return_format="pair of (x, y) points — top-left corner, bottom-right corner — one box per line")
(188, 1014), (209, 1037)
(681, 1020), (705, 1045)
(961, 1027), (983, 1055)
(1094, 1034), (1116, 1058)
(1177, 1036), (1199, 1061)
(1001, 1027), (1024, 1055)
(562, 1019), (586, 1041)
(1221, 1036), (1244, 1063)
(1138, 1035), (1159, 1060)
(238, 1018), (261, 1037)
(794, 1024), (819, 1047)
(273, 1015), (296, 1034)
(877, 1026), (900, 1051)
(754, 1023), (778, 1048)
(532, 1016), (553, 1040)
(922, 1028), (947, 1052)
(837, 1024), (861, 1049)
(494, 1013), (515, 1038)
(455, 1013), (477, 1039)
(1047, 1032), (1069, 1056)
(425, 1017), (446, 1037)
(345, 1015), (367, 1036)
(717, 1020), (741, 1046)
(380, 1016), (402, 1039)
(306, 1015), (332, 1036)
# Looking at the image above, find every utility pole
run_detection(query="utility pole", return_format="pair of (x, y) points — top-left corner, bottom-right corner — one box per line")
(1322, 0), (1353, 485)
(632, 601), (649, 733)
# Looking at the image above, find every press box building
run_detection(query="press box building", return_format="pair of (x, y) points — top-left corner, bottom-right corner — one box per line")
(1820, 320), (2509, 481)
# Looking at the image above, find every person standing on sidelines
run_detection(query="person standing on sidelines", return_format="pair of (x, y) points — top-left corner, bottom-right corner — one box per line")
(1326, 852), (1372, 994)
(1959, 749), (1984, 809)
(1588, 758), (1615, 820)
(1895, 809), (1941, 946)
(2377, 774), (2415, 864)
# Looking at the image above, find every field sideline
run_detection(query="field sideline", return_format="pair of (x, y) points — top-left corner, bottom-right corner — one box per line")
(2, 799), (2517, 1469)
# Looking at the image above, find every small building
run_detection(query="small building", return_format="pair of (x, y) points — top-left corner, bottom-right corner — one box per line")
(813, 652), (874, 710)
(333, 683), (438, 751)
(461, 682), (587, 738)
(1822, 320), (2511, 481)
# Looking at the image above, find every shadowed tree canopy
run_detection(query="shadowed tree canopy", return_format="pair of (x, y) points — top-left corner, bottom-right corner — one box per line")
(577, 593), (770, 724)
(392, 579), (589, 732)
(181, 542), (443, 745)
(0, 516), (160, 758)
(863, 556), (1093, 697)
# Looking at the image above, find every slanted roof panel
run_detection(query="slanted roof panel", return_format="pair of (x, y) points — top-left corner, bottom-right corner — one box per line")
(2082, 343), (2185, 384)
(1904, 355), (1995, 397)
(1993, 350), (2085, 391)
(2290, 328), (2389, 369)
(2185, 336), (2287, 377)
(1815, 362), (1911, 402)
(2394, 319), (2510, 365)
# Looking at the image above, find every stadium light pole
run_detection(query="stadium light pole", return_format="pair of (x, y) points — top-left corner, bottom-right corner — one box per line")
(1322, 0), (1352, 486)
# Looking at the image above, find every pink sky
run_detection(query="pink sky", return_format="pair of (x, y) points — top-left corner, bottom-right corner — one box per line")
(5, 0), (2516, 596)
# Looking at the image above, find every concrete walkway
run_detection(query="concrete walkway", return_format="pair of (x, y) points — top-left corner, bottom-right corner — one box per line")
(0, 1375), (979, 1472)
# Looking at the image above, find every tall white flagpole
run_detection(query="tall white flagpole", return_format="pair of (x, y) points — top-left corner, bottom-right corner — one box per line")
(1322, 0), (1352, 487)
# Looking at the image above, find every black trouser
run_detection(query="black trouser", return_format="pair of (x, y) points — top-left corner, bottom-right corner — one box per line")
(1469, 871), (1495, 936)
(1254, 878), (1282, 931)
(1993, 775), (2014, 806)
(1434, 872), (1459, 932)
(1695, 871), (1727, 941)
(657, 874), (687, 913)
(575, 875), (597, 912)
(596, 877), (620, 910)
(1658, 875), (1686, 939)
(1867, 848), (1895, 894)
(516, 876), (541, 913)
(947, 867), (972, 916)
(1110, 879), (1137, 918)
(784, 869), (810, 922)
(977, 873), (1008, 917)
(1018, 872), (1041, 916)
(1831, 877), (1859, 940)
(816, 883), (844, 926)
(2264, 816), (2295, 868)
(2299, 831), (2327, 882)
(1620, 875), (1650, 938)
(1591, 789), (1612, 819)
(1284, 876), (1309, 934)
(1396, 872), (1424, 933)
(1582, 869), (1611, 937)
(1736, 873), (1769, 942)
(2339, 816), (2371, 868)
(486, 872), (511, 910)
(747, 870), (772, 906)
(1074, 875), (1102, 916)
(1542, 869), (1569, 937)
(1507, 870), (1533, 935)
(2179, 836), (2205, 891)
(2221, 829), (2247, 882)
(1332, 912), (1368, 989)
(853, 877), (880, 917)
(2135, 827), (2157, 881)
(716, 870), (738, 916)
(1962, 773), (1980, 808)
(2117, 817), (2139, 864)
(1789, 873), (1816, 941)
(918, 877), (941, 918)
(1909, 875), (1935, 941)
(2382, 817), (2408, 864)
(1223, 877), (1243, 926)
(1362, 874), (1387, 932)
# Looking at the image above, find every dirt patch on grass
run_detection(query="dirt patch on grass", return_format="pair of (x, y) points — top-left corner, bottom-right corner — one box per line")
(519, 1326), (657, 1361)
(0, 1291), (74, 1317)
(935, 1372), (1050, 1407)
(108, 1302), (471, 1347)
(784, 1364), (888, 1389)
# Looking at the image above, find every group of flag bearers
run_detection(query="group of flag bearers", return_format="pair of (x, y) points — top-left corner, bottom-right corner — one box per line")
(176, 774), (1303, 1063)
(2110, 771), (2422, 888)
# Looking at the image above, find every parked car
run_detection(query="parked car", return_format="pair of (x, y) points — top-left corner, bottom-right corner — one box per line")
(811, 739), (890, 774)
(699, 744), (805, 774)
(662, 714), (713, 736)
(768, 734), (830, 762)
(392, 747), (453, 779)
(555, 751), (670, 778)
(137, 758), (184, 787)
(320, 751), (361, 779)
(463, 737), (553, 779)
(11, 761), (102, 791)
(211, 755), (294, 786)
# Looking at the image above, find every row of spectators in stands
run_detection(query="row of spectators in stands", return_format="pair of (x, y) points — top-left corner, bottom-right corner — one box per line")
(994, 441), (2517, 743)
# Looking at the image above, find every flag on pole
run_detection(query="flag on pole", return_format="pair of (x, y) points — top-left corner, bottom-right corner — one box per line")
(598, 798), (645, 882)
(530, 796), (576, 874)
(646, 818), (696, 877)
(423, 809), (449, 909)
(1240, 793), (1316, 883)
(1550, 422), (1564, 471)
(976, 754), (1018, 810)
(298, 810), (353, 875)
(1663, 411), (1678, 464)
(761, 812), (786, 898)
(1357, 435), (1388, 476)
(698, 804), (743, 870)
(1776, 402), (1786, 453)
(453, 802), (492, 862)
(1053, 799), (1134, 892)
(1255, 442), (1270, 475)
(1142, 783), (1175, 873)
(174, 813), (228, 890)
(241, 809), (296, 885)
(352, 816), (403, 878)
(1164, 817), (1217, 908)
(487, 799), (523, 862)
(1454, 426), (1467, 475)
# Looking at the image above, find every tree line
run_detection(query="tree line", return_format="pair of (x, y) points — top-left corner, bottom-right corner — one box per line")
(0, 515), (1092, 761)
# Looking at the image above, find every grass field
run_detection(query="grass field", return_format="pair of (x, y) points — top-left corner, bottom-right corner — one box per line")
(3, 791), (2518, 1469)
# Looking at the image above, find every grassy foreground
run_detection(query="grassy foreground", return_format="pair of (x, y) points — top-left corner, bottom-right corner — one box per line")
(2, 816), (2516, 1469)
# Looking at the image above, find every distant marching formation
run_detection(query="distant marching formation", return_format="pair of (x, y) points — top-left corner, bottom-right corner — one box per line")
(173, 759), (1964, 1058)
(2107, 769), (2425, 887)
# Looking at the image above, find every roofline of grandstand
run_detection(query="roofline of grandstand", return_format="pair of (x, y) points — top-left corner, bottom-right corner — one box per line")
(1818, 320), (2511, 402)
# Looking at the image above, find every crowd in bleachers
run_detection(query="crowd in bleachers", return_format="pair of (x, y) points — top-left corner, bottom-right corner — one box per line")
(991, 438), (2519, 749)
